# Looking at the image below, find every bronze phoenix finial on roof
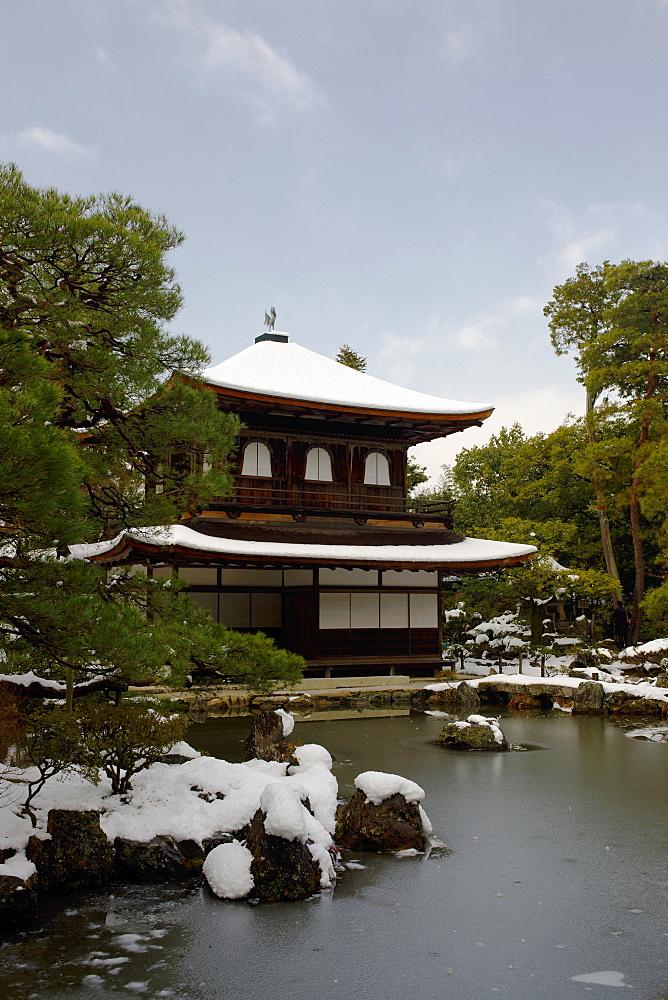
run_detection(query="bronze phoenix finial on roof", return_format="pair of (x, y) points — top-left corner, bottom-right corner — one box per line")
(264, 306), (276, 331)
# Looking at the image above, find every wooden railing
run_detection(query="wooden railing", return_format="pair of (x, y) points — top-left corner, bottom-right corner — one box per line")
(213, 482), (455, 525)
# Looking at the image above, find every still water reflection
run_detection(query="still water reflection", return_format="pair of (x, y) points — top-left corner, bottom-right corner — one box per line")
(1, 712), (667, 1000)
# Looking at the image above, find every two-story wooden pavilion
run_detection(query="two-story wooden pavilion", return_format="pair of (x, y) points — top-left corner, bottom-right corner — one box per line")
(86, 333), (535, 677)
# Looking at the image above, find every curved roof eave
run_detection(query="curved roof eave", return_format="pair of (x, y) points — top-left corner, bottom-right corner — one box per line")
(201, 339), (494, 421)
(73, 525), (536, 571)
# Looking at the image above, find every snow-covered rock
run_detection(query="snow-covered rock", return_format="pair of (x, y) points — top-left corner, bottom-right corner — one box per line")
(203, 841), (254, 899)
(437, 714), (508, 751)
(337, 771), (428, 853)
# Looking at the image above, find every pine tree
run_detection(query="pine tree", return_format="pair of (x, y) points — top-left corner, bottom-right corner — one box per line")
(545, 259), (668, 639)
(335, 344), (367, 371)
(0, 164), (304, 694)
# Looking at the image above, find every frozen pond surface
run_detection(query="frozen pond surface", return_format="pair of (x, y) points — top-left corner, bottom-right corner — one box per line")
(1, 711), (667, 999)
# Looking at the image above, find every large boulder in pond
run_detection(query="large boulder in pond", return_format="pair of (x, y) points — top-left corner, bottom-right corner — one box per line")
(426, 680), (480, 712)
(572, 680), (605, 714)
(336, 771), (427, 852)
(0, 875), (38, 931)
(114, 835), (203, 882)
(437, 714), (508, 751)
(245, 805), (323, 902)
(26, 809), (114, 894)
(244, 710), (296, 763)
(603, 690), (663, 716)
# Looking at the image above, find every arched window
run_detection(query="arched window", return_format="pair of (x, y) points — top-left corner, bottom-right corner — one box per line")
(364, 451), (391, 485)
(241, 441), (272, 477)
(304, 446), (333, 482)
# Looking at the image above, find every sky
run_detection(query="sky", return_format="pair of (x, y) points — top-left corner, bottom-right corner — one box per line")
(3, 0), (668, 481)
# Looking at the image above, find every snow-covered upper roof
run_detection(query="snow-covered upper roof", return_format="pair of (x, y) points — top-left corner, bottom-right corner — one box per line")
(73, 524), (535, 569)
(202, 337), (493, 418)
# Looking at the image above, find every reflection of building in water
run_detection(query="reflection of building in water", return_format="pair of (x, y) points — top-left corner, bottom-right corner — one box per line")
(89, 332), (534, 678)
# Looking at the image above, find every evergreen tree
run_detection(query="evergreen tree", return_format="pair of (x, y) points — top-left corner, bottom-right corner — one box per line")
(335, 344), (367, 371)
(406, 455), (429, 493)
(0, 164), (304, 694)
(545, 260), (668, 638)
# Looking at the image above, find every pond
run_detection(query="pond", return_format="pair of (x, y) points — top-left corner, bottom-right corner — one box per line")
(1, 711), (667, 999)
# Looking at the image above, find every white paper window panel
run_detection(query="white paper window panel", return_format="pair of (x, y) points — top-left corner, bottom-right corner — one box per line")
(178, 566), (218, 585)
(409, 593), (439, 627)
(319, 592), (350, 629)
(304, 447), (333, 482)
(382, 570), (438, 587)
(151, 565), (173, 579)
(364, 451), (391, 485)
(251, 593), (282, 627)
(319, 568), (377, 586)
(219, 592), (251, 627)
(380, 592), (409, 629)
(350, 592), (380, 629)
(220, 569), (283, 586)
(284, 569), (313, 587)
(241, 441), (272, 477)
(128, 564), (146, 576)
(188, 591), (219, 619)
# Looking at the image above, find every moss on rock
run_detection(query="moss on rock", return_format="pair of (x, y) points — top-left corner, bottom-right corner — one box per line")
(26, 809), (114, 894)
(437, 719), (508, 751)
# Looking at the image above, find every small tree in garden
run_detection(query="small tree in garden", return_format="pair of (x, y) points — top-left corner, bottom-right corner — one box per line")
(76, 700), (189, 796)
(16, 708), (85, 826)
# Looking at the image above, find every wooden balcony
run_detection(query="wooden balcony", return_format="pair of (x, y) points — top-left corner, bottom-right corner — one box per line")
(207, 480), (455, 527)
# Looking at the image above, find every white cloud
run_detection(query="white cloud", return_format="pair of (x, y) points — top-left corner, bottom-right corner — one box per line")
(377, 293), (540, 389)
(411, 383), (584, 486)
(538, 200), (617, 276)
(439, 0), (502, 65)
(444, 27), (474, 62)
(95, 47), (117, 70)
(202, 24), (319, 116)
(507, 295), (539, 316)
(455, 314), (504, 350)
(16, 127), (94, 159)
(378, 331), (430, 387)
(158, 0), (321, 122)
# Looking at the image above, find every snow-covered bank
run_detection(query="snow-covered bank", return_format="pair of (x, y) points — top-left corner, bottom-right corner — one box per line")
(0, 739), (338, 889)
(425, 671), (668, 706)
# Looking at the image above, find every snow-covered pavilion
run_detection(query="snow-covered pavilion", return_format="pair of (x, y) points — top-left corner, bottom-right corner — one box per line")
(86, 333), (535, 677)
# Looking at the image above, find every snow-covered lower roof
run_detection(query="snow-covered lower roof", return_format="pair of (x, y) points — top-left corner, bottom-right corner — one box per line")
(73, 524), (535, 570)
(202, 338), (493, 419)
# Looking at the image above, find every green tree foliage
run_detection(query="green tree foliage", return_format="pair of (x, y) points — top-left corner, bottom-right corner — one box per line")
(406, 455), (429, 494)
(545, 260), (668, 638)
(335, 344), (367, 371)
(0, 165), (304, 692)
(431, 422), (602, 569)
(16, 707), (84, 825)
(443, 558), (614, 649)
(76, 700), (189, 796)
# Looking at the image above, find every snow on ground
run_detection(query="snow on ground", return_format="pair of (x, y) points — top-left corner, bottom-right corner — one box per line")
(620, 637), (668, 659)
(425, 670), (668, 704)
(0, 738), (339, 886)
